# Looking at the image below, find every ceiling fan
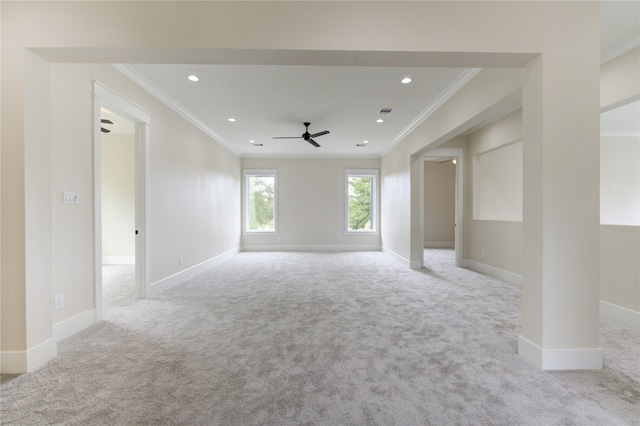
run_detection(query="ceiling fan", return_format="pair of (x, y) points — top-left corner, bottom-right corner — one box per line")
(438, 158), (457, 165)
(101, 119), (113, 133)
(273, 122), (329, 148)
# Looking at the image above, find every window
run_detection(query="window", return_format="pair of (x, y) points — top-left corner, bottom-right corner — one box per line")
(345, 170), (378, 233)
(244, 170), (277, 233)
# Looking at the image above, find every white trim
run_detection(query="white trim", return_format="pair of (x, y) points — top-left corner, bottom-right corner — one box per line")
(148, 248), (239, 297)
(1, 338), (57, 374)
(94, 81), (150, 124)
(243, 169), (278, 234)
(600, 132), (640, 137)
(94, 81), (150, 320)
(422, 148), (464, 267)
(113, 64), (239, 156)
(600, 300), (640, 329)
(424, 241), (455, 248)
(53, 309), (96, 342)
(242, 153), (381, 159)
(382, 246), (410, 268)
(601, 31), (640, 64)
(518, 336), (603, 371)
(462, 100), (522, 136)
(241, 244), (381, 252)
(384, 68), (481, 155)
(102, 256), (135, 265)
(462, 259), (522, 287)
(345, 169), (379, 234)
(409, 260), (423, 270)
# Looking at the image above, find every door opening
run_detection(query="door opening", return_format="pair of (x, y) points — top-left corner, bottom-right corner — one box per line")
(94, 82), (150, 321)
(100, 108), (137, 313)
(422, 148), (464, 268)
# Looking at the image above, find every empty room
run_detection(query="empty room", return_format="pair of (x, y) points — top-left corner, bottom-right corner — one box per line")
(1, 1), (639, 424)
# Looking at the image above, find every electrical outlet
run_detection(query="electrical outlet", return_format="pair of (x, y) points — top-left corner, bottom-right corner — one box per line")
(481, 250), (485, 258)
(54, 294), (64, 310)
(179, 256), (184, 265)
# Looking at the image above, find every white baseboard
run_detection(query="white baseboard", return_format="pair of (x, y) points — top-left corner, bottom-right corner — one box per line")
(381, 246), (410, 268)
(518, 336), (603, 370)
(241, 244), (381, 252)
(53, 309), (96, 343)
(424, 241), (455, 248)
(462, 259), (522, 286)
(149, 247), (239, 297)
(600, 300), (640, 329)
(102, 256), (135, 265)
(1, 337), (57, 374)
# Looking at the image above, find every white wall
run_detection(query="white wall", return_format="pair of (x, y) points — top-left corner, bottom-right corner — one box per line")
(466, 110), (523, 279)
(600, 135), (640, 226)
(381, 68), (523, 265)
(101, 133), (135, 262)
(0, 0), (608, 371)
(423, 161), (455, 247)
(472, 141), (522, 221)
(241, 157), (380, 250)
(601, 47), (640, 111)
(599, 46), (640, 319)
(49, 63), (241, 327)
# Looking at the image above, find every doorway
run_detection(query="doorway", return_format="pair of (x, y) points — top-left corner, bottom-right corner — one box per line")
(94, 82), (150, 320)
(422, 148), (464, 267)
(101, 108), (137, 312)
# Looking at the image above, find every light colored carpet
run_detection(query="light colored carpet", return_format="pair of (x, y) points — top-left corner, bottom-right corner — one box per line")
(1, 250), (638, 425)
(102, 264), (137, 311)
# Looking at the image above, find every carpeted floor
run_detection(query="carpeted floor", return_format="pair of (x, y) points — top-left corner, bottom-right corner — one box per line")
(1, 250), (638, 425)
(102, 264), (137, 311)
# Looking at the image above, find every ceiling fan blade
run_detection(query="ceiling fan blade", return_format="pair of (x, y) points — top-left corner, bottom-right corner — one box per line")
(309, 130), (330, 138)
(101, 119), (113, 124)
(273, 136), (303, 139)
(101, 127), (111, 133)
(307, 138), (320, 147)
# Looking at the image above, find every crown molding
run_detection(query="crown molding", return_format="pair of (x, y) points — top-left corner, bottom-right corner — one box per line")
(600, 132), (640, 137)
(241, 153), (381, 159)
(601, 31), (640, 64)
(381, 68), (481, 157)
(112, 64), (240, 156)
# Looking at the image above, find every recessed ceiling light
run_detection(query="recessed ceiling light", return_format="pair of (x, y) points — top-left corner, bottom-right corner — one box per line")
(401, 77), (412, 84)
(363, 140), (369, 144)
(187, 74), (199, 82)
(227, 117), (236, 122)
(249, 140), (255, 144)
(376, 119), (384, 123)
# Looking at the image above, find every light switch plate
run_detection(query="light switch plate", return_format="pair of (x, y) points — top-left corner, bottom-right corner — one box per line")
(63, 191), (79, 204)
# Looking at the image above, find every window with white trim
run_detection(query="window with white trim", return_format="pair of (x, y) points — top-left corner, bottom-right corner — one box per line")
(345, 170), (378, 233)
(244, 170), (277, 233)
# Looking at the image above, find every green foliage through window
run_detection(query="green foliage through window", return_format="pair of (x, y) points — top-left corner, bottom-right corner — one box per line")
(247, 175), (275, 232)
(348, 176), (373, 231)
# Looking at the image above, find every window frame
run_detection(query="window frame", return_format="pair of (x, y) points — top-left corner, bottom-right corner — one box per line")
(344, 169), (379, 234)
(243, 169), (278, 234)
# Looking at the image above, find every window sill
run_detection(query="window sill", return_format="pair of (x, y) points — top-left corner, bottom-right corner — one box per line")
(243, 231), (279, 236)
(344, 231), (379, 236)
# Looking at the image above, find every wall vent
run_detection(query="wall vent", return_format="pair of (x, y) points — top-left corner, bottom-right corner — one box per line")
(378, 108), (393, 115)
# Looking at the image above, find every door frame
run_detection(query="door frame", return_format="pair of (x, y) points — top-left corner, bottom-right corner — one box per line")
(422, 148), (464, 267)
(93, 81), (150, 320)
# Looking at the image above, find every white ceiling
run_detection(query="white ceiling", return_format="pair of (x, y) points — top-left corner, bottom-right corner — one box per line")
(127, 64), (472, 157)
(103, 2), (639, 154)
